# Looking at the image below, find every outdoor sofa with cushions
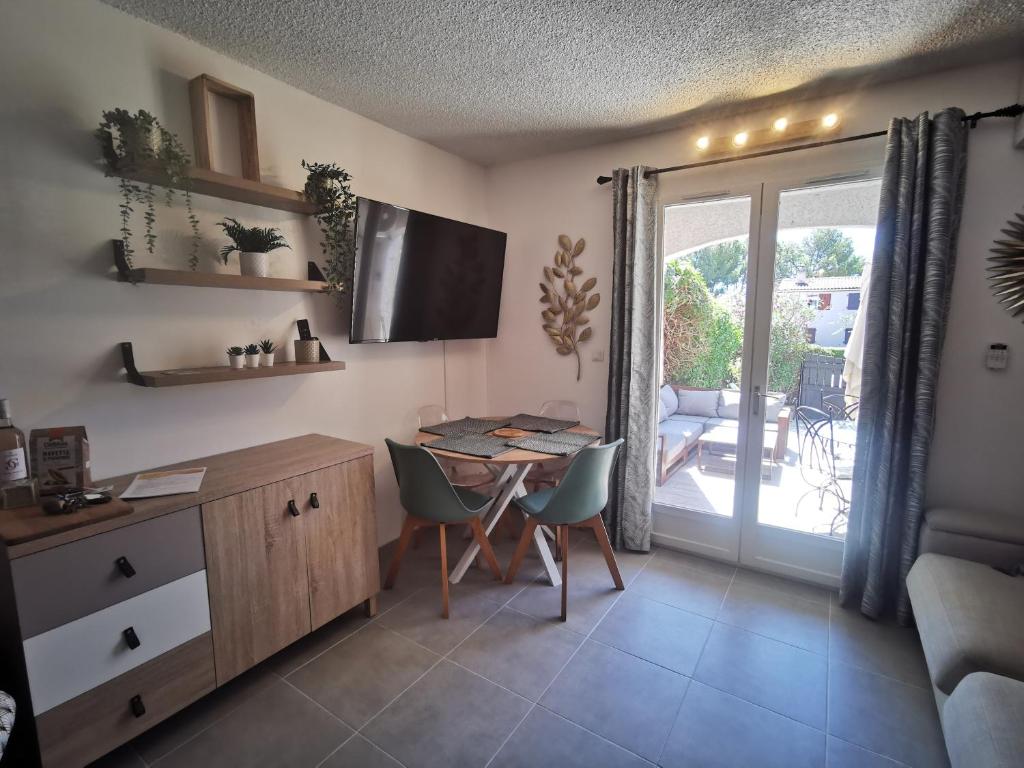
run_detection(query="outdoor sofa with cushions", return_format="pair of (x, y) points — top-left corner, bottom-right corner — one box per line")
(656, 384), (790, 485)
(906, 507), (1024, 768)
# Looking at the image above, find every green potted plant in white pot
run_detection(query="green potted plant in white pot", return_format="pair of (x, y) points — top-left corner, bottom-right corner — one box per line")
(226, 346), (244, 369)
(216, 217), (290, 278)
(243, 343), (261, 369)
(258, 339), (276, 367)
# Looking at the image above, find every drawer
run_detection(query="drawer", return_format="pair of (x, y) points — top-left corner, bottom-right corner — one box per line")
(24, 570), (211, 714)
(36, 632), (215, 768)
(12, 506), (205, 638)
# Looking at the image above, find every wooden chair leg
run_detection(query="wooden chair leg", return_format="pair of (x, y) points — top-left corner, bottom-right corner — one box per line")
(588, 516), (624, 590)
(384, 516), (417, 589)
(553, 525), (562, 562)
(470, 518), (503, 580)
(504, 518), (537, 584)
(439, 523), (449, 619)
(560, 525), (569, 622)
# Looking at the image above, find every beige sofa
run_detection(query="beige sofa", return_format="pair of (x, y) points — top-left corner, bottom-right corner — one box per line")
(906, 507), (1024, 768)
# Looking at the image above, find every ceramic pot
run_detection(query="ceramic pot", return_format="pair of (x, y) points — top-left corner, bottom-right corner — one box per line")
(240, 251), (270, 278)
(294, 339), (320, 364)
(245, 353), (260, 368)
(228, 355), (244, 369)
(260, 351), (275, 367)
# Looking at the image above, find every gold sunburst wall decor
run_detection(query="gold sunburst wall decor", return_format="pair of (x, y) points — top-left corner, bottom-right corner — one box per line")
(988, 208), (1024, 320)
(539, 234), (600, 381)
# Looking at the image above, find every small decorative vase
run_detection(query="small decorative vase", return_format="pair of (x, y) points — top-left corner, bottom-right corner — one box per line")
(228, 355), (244, 369)
(239, 252), (270, 278)
(245, 353), (260, 368)
(260, 351), (275, 367)
(294, 339), (320, 364)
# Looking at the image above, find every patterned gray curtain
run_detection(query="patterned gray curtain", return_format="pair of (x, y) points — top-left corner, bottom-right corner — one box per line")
(605, 166), (659, 551)
(840, 108), (968, 622)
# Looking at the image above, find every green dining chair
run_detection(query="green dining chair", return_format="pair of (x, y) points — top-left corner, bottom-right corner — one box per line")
(505, 439), (625, 621)
(383, 439), (503, 618)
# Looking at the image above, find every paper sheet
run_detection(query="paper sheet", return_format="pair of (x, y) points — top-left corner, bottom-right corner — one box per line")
(120, 467), (207, 499)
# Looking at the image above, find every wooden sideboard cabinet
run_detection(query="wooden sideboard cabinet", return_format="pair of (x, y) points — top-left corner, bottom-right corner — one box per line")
(0, 434), (379, 768)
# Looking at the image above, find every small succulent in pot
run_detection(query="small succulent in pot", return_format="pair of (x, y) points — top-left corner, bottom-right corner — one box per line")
(243, 343), (261, 369)
(216, 217), (290, 278)
(258, 338), (276, 367)
(226, 345), (245, 369)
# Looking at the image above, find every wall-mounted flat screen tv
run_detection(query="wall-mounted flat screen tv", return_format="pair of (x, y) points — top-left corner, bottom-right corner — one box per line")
(350, 198), (506, 343)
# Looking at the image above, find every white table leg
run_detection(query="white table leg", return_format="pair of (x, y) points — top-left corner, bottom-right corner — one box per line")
(450, 464), (528, 584)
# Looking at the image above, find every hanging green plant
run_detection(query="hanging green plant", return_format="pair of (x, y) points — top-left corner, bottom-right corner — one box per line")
(301, 160), (356, 300)
(96, 108), (201, 273)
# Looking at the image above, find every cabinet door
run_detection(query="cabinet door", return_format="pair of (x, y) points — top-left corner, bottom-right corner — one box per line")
(303, 456), (380, 630)
(202, 478), (311, 684)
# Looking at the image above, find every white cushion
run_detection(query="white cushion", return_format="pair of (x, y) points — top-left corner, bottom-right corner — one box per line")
(658, 397), (668, 423)
(717, 389), (741, 419)
(660, 385), (679, 417)
(764, 393), (786, 423)
(943, 672), (1024, 768)
(676, 389), (719, 418)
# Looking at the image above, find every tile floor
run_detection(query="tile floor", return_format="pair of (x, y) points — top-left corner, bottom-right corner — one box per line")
(92, 531), (947, 768)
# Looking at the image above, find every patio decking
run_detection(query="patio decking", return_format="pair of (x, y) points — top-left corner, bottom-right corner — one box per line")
(653, 429), (851, 539)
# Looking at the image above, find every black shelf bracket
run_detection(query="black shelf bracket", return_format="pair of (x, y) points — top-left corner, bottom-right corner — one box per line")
(120, 342), (147, 387)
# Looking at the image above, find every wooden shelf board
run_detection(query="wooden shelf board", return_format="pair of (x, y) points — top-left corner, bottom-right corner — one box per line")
(119, 267), (328, 293)
(119, 164), (317, 215)
(135, 361), (345, 388)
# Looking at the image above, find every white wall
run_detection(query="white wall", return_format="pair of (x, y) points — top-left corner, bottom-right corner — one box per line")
(485, 58), (1024, 517)
(0, 0), (491, 544)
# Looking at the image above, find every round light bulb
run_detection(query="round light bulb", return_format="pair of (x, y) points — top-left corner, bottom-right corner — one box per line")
(773, 117), (788, 132)
(822, 113), (839, 129)
(695, 135), (710, 151)
(733, 131), (749, 147)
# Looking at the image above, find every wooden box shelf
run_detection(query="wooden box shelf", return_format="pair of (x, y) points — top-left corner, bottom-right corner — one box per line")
(128, 360), (345, 388)
(119, 267), (329, 293)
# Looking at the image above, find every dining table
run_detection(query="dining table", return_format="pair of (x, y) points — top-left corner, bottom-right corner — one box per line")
(415, 417), (601, 587)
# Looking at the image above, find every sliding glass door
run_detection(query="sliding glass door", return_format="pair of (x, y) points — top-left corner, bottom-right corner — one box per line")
(654, 173), (881, 586)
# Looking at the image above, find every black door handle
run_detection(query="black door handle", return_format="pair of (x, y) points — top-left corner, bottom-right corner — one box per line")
(116, 556), (136, 578)
(288, 499), (300, 517)
(123, 626), (141, 650)
(310, 492), (320, 509)
(130, 694), (146, 718)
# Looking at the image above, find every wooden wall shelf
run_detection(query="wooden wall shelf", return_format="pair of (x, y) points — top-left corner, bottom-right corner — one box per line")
(119, 267), (329, 294)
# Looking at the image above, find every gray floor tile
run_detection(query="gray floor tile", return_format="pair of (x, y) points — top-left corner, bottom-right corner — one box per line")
(827, 662), (948, 768)
(362, 660), (531, 768)
(827, 736), (907, 767)
(266, 606), (373, 677)
(508, 570), (624, 634)
(88, 746), (145, 767)
(154, 677), (351, 768)
(489, 706), (652, 768)
(377, 585), (503, 655)
(660, 681), (825, 768)
(322, 735), (404, 768)
(732, 567), (833, 607)
(694, 622), (827, 729)
(651, 548), (737, 579)
(829, 599), (931, 688)
(288, 624), (440, 729)
(591, 591), (713, 675)
(628, 552), (733, 619)
(132, 659), (278, 764)
(449, 607), (583, 700)
(718, 579), (829, 655)
(561, 534), (654, 585)
(540, 640), (688, 761)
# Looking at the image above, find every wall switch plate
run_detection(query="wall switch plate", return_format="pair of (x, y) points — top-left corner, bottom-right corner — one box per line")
(986, 343), (1009, 370)
(592, 350), (605, 362)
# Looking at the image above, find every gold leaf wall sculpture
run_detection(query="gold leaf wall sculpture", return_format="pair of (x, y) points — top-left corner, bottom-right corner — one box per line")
(540, 235), (599, 380)
(988, 209), (1024, 320)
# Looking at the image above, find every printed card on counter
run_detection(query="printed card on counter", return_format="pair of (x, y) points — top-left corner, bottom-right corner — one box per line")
(120, 467), (207, 499)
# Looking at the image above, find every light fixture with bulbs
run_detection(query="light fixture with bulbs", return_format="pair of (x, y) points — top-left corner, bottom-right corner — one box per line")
(692, 111), (842, 155)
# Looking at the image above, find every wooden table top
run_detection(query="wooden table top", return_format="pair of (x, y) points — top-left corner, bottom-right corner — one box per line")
(415, 417), (600, 465)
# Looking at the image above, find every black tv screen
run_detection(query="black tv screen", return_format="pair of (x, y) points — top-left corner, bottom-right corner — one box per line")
(350, 198), (506, 343)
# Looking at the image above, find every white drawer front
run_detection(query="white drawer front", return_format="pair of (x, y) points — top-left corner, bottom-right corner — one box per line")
(24, 570), (211, 714)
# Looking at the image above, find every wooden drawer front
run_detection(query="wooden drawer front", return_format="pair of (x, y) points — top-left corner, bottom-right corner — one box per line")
(24, 570), (211, 714)
(37, 632), (215, 768)
(12, 506), (205, 638)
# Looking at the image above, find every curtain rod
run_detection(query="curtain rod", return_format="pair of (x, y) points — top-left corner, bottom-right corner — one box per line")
(595, 104), (1023, 185)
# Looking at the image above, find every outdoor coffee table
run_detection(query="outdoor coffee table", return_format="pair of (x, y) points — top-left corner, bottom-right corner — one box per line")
(697, 426), (776, 479)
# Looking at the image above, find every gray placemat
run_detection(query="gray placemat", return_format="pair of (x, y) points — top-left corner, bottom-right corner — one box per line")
(508, 432), (599, 456)
(420, 417), (510, 437)
(509, 413), (581, 433)
(425, 434), (515, 458)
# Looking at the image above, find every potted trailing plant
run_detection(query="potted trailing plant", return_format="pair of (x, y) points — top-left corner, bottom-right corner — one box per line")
(302, 160), (356, 300)
(226, 346), (244, 369)
(95, 108), (201, 272)
(258, 339), (276, 367)
(216, 217), (290, 277)
(243, 343), (261, 368)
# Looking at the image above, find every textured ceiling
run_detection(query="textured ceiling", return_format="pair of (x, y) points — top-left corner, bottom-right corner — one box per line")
(102, 0), (1024, 165)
